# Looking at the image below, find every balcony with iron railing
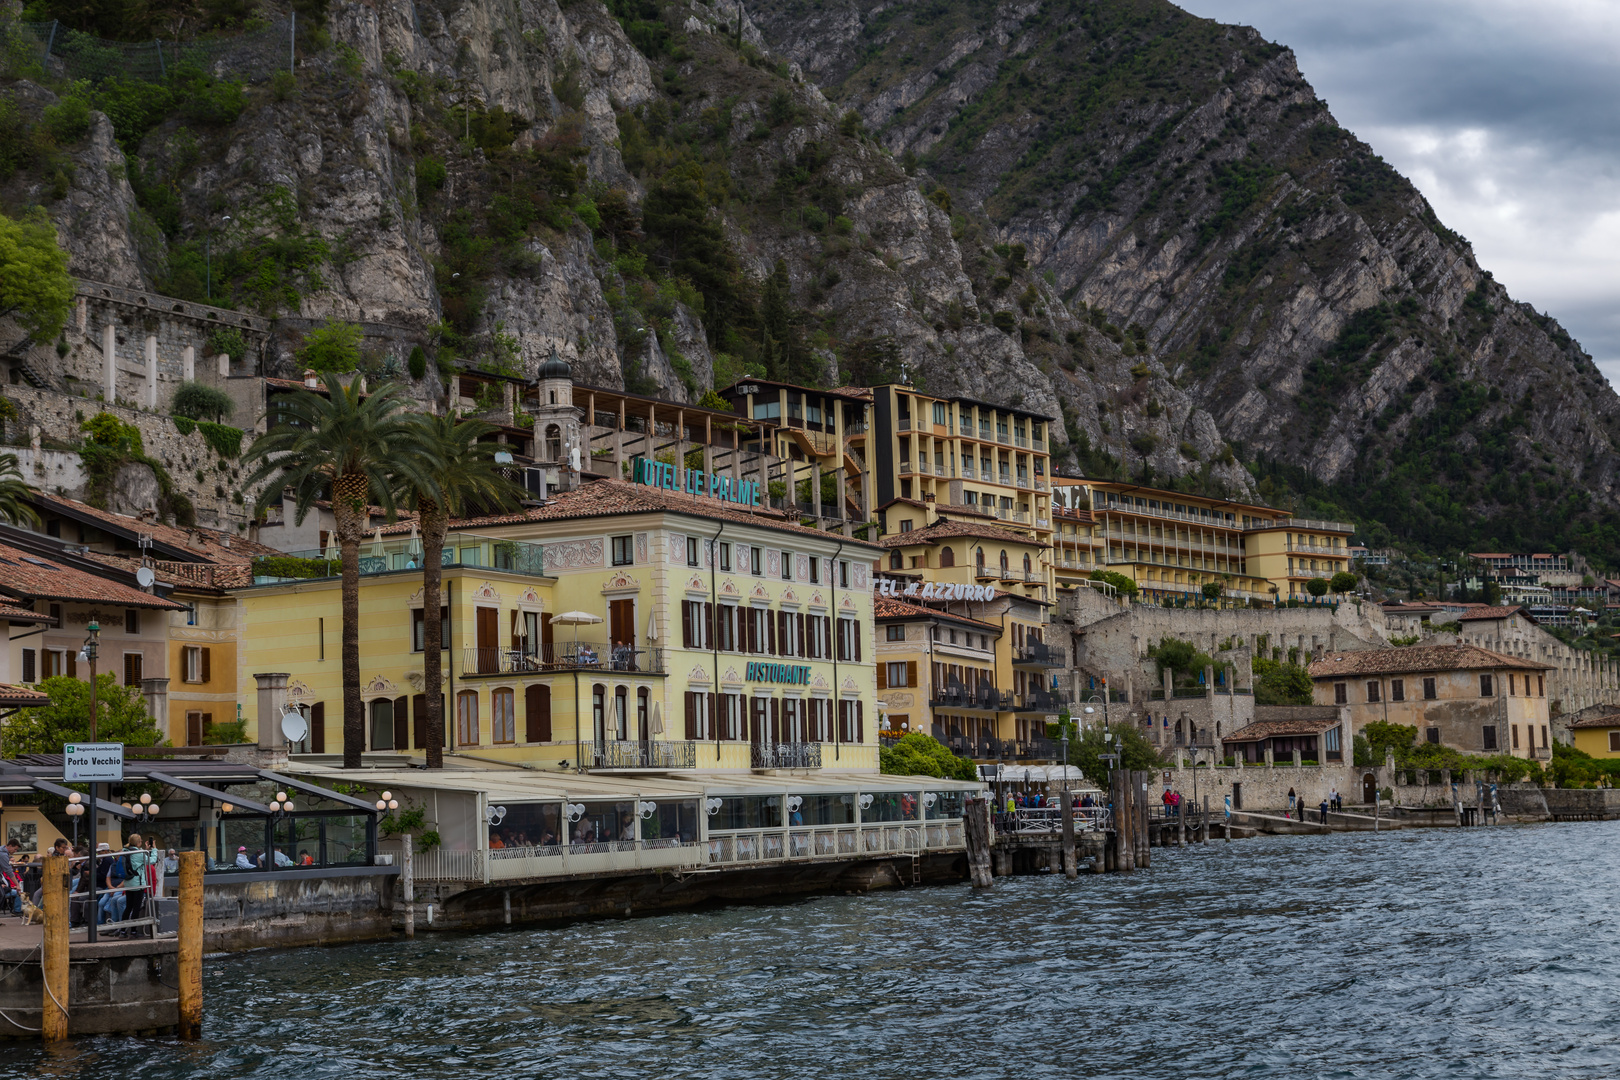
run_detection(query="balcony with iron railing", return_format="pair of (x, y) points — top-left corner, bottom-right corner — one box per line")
(931, 683), (1010, 711)
(1014, 434), (1029, 448)
(751, 742), (824, 769)
(1286, 542), (1349, 555)
(1013, 642), (1067, 668)
(460, 642), (667, 677)
(589, 740), (697, 770)
(898, 417), (913, 431)
(1014, 690), (1070, 714)
(258, 533), (545, 585)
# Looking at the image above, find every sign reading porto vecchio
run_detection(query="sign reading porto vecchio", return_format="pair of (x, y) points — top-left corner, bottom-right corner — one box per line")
(630, 457), (760, 506)
(875, 578), (998, 601)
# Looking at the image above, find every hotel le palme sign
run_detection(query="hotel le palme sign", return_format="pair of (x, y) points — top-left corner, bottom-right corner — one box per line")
(630, 457), (760, 506)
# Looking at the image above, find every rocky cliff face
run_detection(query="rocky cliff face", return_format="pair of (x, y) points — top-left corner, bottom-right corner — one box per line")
(4, 0), (1617, 558)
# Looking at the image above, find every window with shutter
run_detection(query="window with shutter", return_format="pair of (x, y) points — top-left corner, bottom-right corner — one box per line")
(682, 602), (693, 649)
(310, 702), (325, 753)
(906, 660), (917, 687)
(856, 700), (864, 742)
(395, 695), (411, 749)
(685, 692), (697, 740)
(525, 685), (550, 742)
(124, 652), (143, 687)
(877, 664), (887, 690)
(201, 647), (211, 684)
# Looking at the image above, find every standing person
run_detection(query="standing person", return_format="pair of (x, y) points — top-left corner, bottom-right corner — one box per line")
(1287, 788), (1297, 819)
(0, 839), (21, 914)
(1318, 797), (1329, 825)
(121, 834), (150, 934)
(96, 843), (125, 927)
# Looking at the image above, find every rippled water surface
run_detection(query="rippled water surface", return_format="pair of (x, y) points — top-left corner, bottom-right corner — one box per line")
(10, 821), (1620, 1079)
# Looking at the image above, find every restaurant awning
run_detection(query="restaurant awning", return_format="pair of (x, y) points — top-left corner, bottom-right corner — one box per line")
(259, 770), (382, 812)
(146, 770), (274, 815)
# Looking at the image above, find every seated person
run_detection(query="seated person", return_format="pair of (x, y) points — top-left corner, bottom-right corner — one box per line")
(572, 819), (597, 845)
(235, 846), (254, 870)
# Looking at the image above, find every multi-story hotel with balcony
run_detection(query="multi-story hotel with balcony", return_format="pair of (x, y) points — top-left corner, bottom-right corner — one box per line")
(236, 474), (884, 773)
(718, 380), (872, 529)
(1050, 480), (1356, 604)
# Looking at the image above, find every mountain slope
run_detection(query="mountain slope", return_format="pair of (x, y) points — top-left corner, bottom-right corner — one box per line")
(750, 0), (1620, 558)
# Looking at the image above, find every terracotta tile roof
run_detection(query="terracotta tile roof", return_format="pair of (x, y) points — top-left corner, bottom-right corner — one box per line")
(387, 478), (885, 549)
(30, 492), (279, 564)
(0, 683), (50, 707)
(1223, 716), (1343, 741)
(1457, 605), (1532, 622)
(1568, 711), (1620, 729)
(1308, 644), (1550, 677)
(0, 541), (185, 609)
(829, 386), (873, 400)
(873, 595), (1001, 631)
(875, 518), (1043, 548)
(0, 602), (54, 623)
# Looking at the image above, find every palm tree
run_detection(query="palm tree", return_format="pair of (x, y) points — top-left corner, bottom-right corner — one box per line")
(244, 375), (440, 768)
(0, 453), (39, 528)
(400, 414), (526, 769)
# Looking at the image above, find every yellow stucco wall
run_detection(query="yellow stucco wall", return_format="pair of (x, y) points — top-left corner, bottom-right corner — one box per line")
(1572, 727), (1620, 758)
(1314, 666), (1550, 757)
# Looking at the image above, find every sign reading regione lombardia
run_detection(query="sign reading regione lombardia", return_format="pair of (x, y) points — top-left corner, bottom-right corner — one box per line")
(64, 742), (124, 783)
(874, 578), (998, 601)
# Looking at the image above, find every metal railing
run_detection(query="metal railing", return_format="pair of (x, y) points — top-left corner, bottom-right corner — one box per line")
(932, 685), (1010, 711)
(995, 807), (1110, 834)
(261, 533), (544, 583)
(460, 643), (666, 676)
(590, 740), (697, 769)
(706, 821), (964, 866)
(1015, 691), (1070, 713)
(751, 742), (823, 769)
(1013, 642), (1066, 667)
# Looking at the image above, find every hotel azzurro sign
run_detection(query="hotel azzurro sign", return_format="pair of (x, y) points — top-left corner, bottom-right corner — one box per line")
(630, 456), (760, 506)
(874, 578), (998, 601)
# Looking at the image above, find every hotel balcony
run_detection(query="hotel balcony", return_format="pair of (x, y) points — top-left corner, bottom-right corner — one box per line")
(257, 533), (545, 584)
(1013, 642), (1067, 668)
(751, 742), (823, 769)
(931, 684), (1011, 712)
(1014, 690), (1071, 714)
(590, 739), (697, 770)
(460, 643), (667, 677)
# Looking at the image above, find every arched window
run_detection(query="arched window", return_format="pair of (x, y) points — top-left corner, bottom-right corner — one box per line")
(614, 686), (628, 740)
(592, 684), (606, 744)
(940, 546), (955, 567)
(999, 550), (1009, 572)
(890, 549), (903, 570)
(637, 687), (650, 741)
(545, 424), (562, 461)
(456, 690), (479, 746)
(369, 698), (394, 751)
(1023, 553), (1032, 573)
(976, 547), (985, 570)
(491, 687), (515, 744)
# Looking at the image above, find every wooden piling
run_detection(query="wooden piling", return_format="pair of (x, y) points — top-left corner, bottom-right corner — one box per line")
(1202, 795), (1210, 845)
(402, 833), (415, 938)
(963, 797), (993, 888)
(1060, 790), (1076, 880)
(177, 850), (204, 1040)
(41, 853), (69, 1042)
(1137, 772), (1152, 868)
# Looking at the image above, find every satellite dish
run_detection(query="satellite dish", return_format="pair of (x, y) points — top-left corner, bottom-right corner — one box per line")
(280, 710), (308, 742)
(136, 566), (156, 587)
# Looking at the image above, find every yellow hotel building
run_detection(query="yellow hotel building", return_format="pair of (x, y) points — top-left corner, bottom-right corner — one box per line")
(1049, 479), (1355, 604)
(236, 477), (884, 773)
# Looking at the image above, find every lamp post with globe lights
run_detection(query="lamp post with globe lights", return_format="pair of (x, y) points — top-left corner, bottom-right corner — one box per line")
(266, 791), (296, 869)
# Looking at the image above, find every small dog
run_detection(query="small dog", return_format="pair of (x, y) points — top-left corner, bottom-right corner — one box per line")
(19, 895), (43, 926)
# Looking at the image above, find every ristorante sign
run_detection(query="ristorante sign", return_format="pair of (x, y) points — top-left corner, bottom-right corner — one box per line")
(747, 662), (813, 685)
(875, 579), (997, 601)
(630, 457), (760, 506)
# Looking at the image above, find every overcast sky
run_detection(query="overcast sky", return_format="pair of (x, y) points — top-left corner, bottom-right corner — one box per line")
(1181, 0), (1620, 389)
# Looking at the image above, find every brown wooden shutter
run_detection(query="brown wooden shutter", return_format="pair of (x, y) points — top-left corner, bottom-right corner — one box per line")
(877, 663), (887, 690)
(856, 700), (864, 742)
(796, 613), (806, 658)
(770, 697), (781, 743)
(906, 660), (917, 687)
(310, 702), (326, 754)
(525, 684), (551, 742)
(412, 694), (427, 749)
(769, 610), (778, 655)
(684, 692), (697, 740)
(67, 652), (76, 678)
(393, 696), (409, 750)
(200, 647), (211, 683)
(854, 620), (861, 662)
(708, 692), (718, 740)
(776, 611), (786, 656)
(682, 602), (693, 649)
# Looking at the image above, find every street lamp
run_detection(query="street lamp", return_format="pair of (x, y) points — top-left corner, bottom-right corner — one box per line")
(266, 790), (297, 869)
(65, 791), (84, 845)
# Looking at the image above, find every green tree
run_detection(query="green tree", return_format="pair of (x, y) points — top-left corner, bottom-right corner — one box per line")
(1089, 568), (1138, 598)
(696, 389), (732, 411)
(2, 674), (163, 756)
(297, 320), (365, 373)
(1330, 570), (1358, 594)
(1252, 656), (1314, 705)
(1361, 720), (1417, 762)
(243, 376), (439, 768)
(1150, 637), (1214, 678)
(171, 381), (235, 422)
(1066, 723), (1161, 781)
(396, 414), (525, 769)
(1305, 576), (1330, 598)
(878, 732), (977, 780)
(0, 208), (74, 343)
(1200, 581), (1224, 605)
(0, 452), (39, 528)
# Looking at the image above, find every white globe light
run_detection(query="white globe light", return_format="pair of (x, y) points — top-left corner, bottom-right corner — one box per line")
(222, 803), (233, 813)
(380, 791), (392, 801)
(282, 801), (293, 812)
(375, 800), (387, 811)
(275, 792), (288, 803)
(388, 800), (399, 810)
(147, 804), (159, 817)
(68, 793), (81, 805)
(140, 793), (152, 805)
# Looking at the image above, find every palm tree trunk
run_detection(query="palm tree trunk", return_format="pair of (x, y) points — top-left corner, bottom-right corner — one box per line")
(421, 503), (446, 769)
(333, 480), (368, 769)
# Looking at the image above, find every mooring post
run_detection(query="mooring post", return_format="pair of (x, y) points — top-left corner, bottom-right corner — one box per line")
(1060, 789), (1076, 879)
(177, 851), (204, 1040)
(1374, 790), (1380, 833)
(402, 833), (415, 939)
(1202, 795), (1210, 845)
(963, 796), (993, 888)
(1137, 772), (1152, 868)
(42, 853), (69, 1042)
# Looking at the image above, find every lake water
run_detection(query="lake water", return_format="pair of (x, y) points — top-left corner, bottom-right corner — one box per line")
(11, 821), (1620, 1079)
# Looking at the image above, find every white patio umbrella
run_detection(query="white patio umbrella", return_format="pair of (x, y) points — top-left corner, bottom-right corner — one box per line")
(549, 611), (603, 654)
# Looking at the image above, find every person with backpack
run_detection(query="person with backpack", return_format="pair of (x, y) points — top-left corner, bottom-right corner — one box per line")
(121, 834), (151, 934)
